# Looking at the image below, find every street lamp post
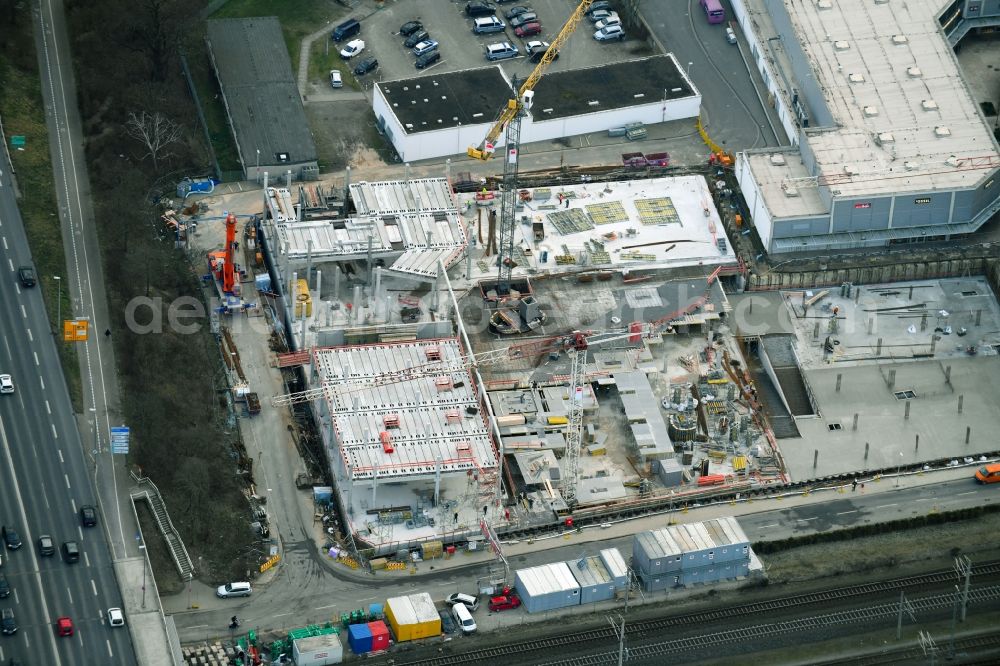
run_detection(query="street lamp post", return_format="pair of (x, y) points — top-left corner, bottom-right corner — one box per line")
(687, 61), (693, 78)
(53, 276), (61, 333)
(256, 148), (260, 183)
(896, 451), (903, 487)
(139, 542), (147, 608)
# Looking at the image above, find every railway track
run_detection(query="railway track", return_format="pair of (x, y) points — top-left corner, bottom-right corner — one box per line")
(391, 560), (1000, 666)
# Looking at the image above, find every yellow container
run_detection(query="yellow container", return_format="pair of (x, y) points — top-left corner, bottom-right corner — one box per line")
(547, 415), (569, 426)
(421, 541), (443, 559)
(385, 593), (441, 642)
(294, 278), (313, 317)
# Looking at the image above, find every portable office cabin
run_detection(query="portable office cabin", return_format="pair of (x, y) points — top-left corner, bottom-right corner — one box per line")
(385, 592), (441, 641)
(600, 547), (629, 588)
(514, 561), (581, 613)
(292, 633), (344, 665)
(633, 517), (750, 577)
(569, 556), (617, 604)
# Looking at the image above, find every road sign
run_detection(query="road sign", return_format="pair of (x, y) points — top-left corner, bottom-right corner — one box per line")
(63, 318), (89, 341)
(10, 136), (25, 148)
(110, 426), (130, 454)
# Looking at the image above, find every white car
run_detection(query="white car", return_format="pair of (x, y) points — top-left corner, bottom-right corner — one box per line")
(594, 24), (625, 41)
(0, 374), (13, 394)
(107, 608), (125, 627)
(595, 15), (621, 31)
(329, 69), (343, 88)
(340, 39), (365, 59)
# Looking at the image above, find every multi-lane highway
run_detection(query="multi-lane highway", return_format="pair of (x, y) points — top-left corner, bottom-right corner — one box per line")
(0, 147), (136, 664)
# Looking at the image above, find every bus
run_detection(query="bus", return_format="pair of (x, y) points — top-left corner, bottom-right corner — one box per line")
(700, 0), (726, 24)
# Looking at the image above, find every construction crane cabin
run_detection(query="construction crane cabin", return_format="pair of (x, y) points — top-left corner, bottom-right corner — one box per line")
(468, 0), (594, 336)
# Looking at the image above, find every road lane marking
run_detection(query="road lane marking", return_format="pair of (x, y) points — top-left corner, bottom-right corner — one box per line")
(6, 258), (12, 271)
(45, 400), (51, 414)
(21, 304), (26, 318)
(760, 523), (778, 528)
(2, 336), (9, 360)
(875, 503), (898, 509)
(39, 376), (44, 390)
(957, 491), (975, 496)
(27, 328), (32, 342)
(67, 589), (73, 605)
(84, 551), (90, 568)
(2, 236), (7, 249)
(274, 612), (293, 618)
(91, 580), (97, 596)
(315, 604), (338, 610)
(52, 423), (58, 438)
(797, 517), (819, 522)
(43, 489), (50, 510)
(836, 510), (858, 515)
(914, 498), (929, 502)
(64, 473), (71, 489)
(78, 526), (83, 541)
(34, 351), (39, 365)
(106, 639), (112, 657)
(188, 624), (209, 629)
(58, 449), (64, 463)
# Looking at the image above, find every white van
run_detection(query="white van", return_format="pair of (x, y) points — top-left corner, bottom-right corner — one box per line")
(452, 602), (477, 634)
(217, 582), (252, 598)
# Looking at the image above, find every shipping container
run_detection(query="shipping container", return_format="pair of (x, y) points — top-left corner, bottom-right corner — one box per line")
(292, 633), (343, 665)
(347, 623), (372, 654)
(514, 562), (581, 613)
(385, 592), (441, 641)
(368, 620), (390, 651)
(599, 547), (629, 588)
(632, 517), (750, 577)
(568, 556), (617, 604)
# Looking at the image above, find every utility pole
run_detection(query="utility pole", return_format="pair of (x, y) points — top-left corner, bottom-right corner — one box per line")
(918, 631), (938, 666)
(955, 555), (972, 622)
(948, 585), (960, 659)
(608, 613), (627, 666)
(896, 591), (916, 640)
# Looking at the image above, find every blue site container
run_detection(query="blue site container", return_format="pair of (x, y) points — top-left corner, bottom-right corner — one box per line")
(348, 622), (373, 653)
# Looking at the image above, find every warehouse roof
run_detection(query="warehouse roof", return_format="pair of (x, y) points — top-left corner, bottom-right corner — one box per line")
(314, 339), (497, 481)
(206, 18), (317, 166)
(531, 54), (694, 121)
(516, 562), (581, 596)
(746, 0), (998, 211)
(377, 67), (513, 135)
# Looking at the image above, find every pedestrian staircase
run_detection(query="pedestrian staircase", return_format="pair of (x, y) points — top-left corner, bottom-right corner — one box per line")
(130, 472), (195, 581)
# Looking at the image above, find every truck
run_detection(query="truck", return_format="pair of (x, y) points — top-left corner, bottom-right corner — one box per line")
(622, 152), (670, 168)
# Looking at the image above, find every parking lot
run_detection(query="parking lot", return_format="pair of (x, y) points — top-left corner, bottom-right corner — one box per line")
(339, 0), (649, 87)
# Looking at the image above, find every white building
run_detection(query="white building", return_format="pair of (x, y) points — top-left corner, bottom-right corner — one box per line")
(373, 55), (702, 163)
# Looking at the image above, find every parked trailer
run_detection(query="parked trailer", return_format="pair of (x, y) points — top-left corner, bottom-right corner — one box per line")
(622, 152), (671, 169)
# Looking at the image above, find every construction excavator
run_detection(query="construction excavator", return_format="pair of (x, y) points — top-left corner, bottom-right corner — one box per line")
(467, 0), (596, 333)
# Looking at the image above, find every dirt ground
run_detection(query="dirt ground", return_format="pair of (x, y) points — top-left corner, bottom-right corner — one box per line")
(369, 512), (1000, 664)
(306, 99), (398, 170)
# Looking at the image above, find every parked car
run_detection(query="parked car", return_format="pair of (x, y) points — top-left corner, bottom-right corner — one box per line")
(0, 574), (10, 599)
(515, 22), (541, 37)
(399, 20), (423, 36)
(1, 526), (21, 549)
(16, 265), (35, 288)
(465, 1), (495, 17)
(331, 19), (360, 42)
(329, 69), (343, 88)
(354, 57), (379, 76)
(339, 39), (365, 59)
(505, 5), (531, 19)
(438, 609), (457, 634)
(473, 16), (505, 34)
(589, 9), (615, 22)
(56, 617), (73, 637)
(445, 593), (480, 611)
(107, 608), (125, 627)
(587, 0), (614, 13)
(595, 15), (621, 30)
(0, 375), (13, 395)
(485, 42), (519, 61)
(415, 51), (441, 69)
(488, 592), (521, 611)
(526, 40), (557, 62)
(510, 12), (537, 28)
(1, 608), (16, 635)
(412, 39), (439, 56)
(726, 26), (737, 44)
(404, 29), (429, 48)
(594, 24), (625, 41)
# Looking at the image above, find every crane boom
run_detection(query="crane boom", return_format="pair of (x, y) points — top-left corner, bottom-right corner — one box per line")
(467, 0), (595, 160)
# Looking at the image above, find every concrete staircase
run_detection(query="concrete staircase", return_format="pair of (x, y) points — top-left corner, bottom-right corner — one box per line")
(130, 473), (195, 581)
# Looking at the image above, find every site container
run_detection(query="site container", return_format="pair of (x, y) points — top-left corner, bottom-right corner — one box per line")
(292, 633), (344, 665)
(599, 547), (629, 588)
(384, 592), (441, 641)
(568, 556), (617, 604)
(294, 278), (313, 317)
(514, 561), (581, 613)
(347, 623), (372, 654)
(632, 517), (749, 577)
(368, 620), (390, 651)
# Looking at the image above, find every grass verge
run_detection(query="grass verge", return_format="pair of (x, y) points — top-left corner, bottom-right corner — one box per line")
(0, 24), (82, 412)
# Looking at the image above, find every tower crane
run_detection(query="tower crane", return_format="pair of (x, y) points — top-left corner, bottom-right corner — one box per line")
(467, 0), (595, 299)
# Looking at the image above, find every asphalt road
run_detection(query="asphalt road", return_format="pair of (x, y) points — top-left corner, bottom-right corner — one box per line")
(640, 0), (783, 150)
(0, 149), (136, 664)
(167, 475), (997, 643)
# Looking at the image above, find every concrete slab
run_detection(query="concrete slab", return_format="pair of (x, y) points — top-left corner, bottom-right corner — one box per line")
(114, 557), (175, 666)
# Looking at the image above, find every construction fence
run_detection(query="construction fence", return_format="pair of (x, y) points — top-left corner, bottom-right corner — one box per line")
(749, 256), (999, 292)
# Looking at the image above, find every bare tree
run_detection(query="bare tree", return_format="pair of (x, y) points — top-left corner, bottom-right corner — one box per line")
(125, 110), (183, 171)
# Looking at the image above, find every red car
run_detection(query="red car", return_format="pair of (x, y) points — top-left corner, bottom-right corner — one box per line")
(514, 22), (542, 38)
(488, 593), (521, 611)
(57, 617), (74, 636)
